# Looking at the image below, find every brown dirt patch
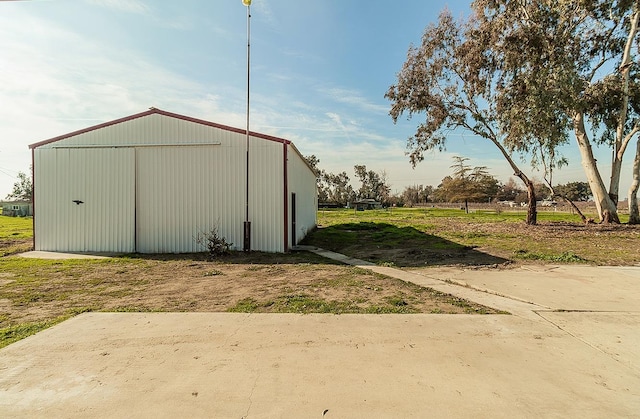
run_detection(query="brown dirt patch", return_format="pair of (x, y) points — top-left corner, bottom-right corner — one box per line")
(0, 252), (499, 329)
(0, 238), (31, 257)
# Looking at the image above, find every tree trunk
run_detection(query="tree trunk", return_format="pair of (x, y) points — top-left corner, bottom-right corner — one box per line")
(611, 11), (640, 205)
(629, 139), (640, 224)
(609, 150), (624, 204)
(573, 112), (620, 223)
(486, 137), (537, 225)
(525, 179), (537, 225)
(566, 199), (589, 223)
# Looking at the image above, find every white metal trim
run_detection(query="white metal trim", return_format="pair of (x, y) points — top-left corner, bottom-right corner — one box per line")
(51, 143), (222, 149)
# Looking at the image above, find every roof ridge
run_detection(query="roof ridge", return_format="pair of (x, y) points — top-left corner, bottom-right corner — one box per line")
(29, 108), (291, 149)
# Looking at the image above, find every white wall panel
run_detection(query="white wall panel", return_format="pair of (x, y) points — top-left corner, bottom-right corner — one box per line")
(247, 139), (285, 252)
(38, 114), (239, 148)
(287, 145), (318, 247)
(136, 145), (246, 253)
(34, 148), (134, 252)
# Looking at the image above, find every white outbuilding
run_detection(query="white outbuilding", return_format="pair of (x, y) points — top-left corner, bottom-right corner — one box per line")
(29, 108), (317, 253)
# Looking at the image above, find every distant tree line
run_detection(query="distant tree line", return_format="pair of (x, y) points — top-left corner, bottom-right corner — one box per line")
(305, 155), (592, 210)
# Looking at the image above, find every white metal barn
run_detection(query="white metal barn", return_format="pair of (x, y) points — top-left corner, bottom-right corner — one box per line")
(29, 108), (317, 253)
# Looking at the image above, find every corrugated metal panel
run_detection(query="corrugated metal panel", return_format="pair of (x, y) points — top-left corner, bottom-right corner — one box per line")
(135, 137), (286, 253)
(34, 148), (134, 252)
(36, 114), (234, 148)
(136, 144), (246, 253)
(287, 145), (318, 247)
(247, 139), (285, 252)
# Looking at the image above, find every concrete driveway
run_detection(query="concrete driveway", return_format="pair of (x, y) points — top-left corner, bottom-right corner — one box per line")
(418, 264), (640, 375)
(1, 259), (639, 418)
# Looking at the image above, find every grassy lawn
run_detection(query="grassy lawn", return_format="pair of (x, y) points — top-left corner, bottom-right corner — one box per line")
(306, 207), (640, 267)
(0, 216), (32, 256)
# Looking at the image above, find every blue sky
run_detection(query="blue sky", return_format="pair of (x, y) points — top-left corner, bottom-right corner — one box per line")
(0, 0), (631, 198)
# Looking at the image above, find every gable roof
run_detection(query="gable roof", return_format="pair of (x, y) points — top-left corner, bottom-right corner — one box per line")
(29, 107), (291, 150)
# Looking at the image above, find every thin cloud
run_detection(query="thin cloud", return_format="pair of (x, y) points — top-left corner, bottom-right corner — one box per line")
(326, 112), (350, 136)
(321, 87), (389, 115)
(253, 0), (278, 30)
(86, 0), (191, 30)
(86, 0), (150, 14)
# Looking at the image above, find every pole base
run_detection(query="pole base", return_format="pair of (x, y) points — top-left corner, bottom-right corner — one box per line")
(243, 221), (251, 252)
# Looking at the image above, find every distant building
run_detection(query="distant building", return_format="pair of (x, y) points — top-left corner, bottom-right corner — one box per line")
(350, 199), (383, 211)
(318, 202), (342, 209)
(1, 201), (33, 217)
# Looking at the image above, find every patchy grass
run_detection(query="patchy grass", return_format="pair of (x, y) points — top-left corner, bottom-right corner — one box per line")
(0, 216), (32, 256)
(0, 316), (68, 349)
(0, 245), (500, 348)
(0, 216), (32, 238)
(307, 208), (640, 266)
(512, 250), (588, 263)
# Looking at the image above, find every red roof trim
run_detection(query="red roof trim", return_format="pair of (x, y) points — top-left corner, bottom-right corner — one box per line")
(29, 107), (291, 149)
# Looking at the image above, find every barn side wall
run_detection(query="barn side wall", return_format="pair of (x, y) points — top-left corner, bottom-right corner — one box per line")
(247, 138), (286, 252)
(287, 145), (318, 247)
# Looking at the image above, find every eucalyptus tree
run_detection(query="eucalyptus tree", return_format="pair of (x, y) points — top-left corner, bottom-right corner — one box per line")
(495, 178), (524, 202)
(474, 0), (640, 222)
(324, 171), (355, 206)
(304, 155), (355, 206)
(385, 10), (565, 224)
(554, 182), (592, 202)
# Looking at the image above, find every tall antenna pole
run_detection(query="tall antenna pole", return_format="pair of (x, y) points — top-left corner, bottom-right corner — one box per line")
(242, 0), (251, 252)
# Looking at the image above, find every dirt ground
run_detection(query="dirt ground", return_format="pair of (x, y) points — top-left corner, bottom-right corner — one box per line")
(0, 237), (31, 257)
(0, 251), (499, 330)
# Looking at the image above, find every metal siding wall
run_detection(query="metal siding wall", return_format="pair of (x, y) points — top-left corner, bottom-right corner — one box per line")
(287, 146), (318, 247)
(136, 144), (246, 253)
(37, 114), (231, 148)
(84, 148), (135, 252)
(248, 139), (284, 252)
(34, 148), (135, 252)
(34, 149), (58, 251)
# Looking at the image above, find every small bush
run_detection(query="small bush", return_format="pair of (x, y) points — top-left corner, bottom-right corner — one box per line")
(195, 227), (232, 258)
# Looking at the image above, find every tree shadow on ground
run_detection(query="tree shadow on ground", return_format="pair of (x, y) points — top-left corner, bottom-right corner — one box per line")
(302, 222), (509, 268)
